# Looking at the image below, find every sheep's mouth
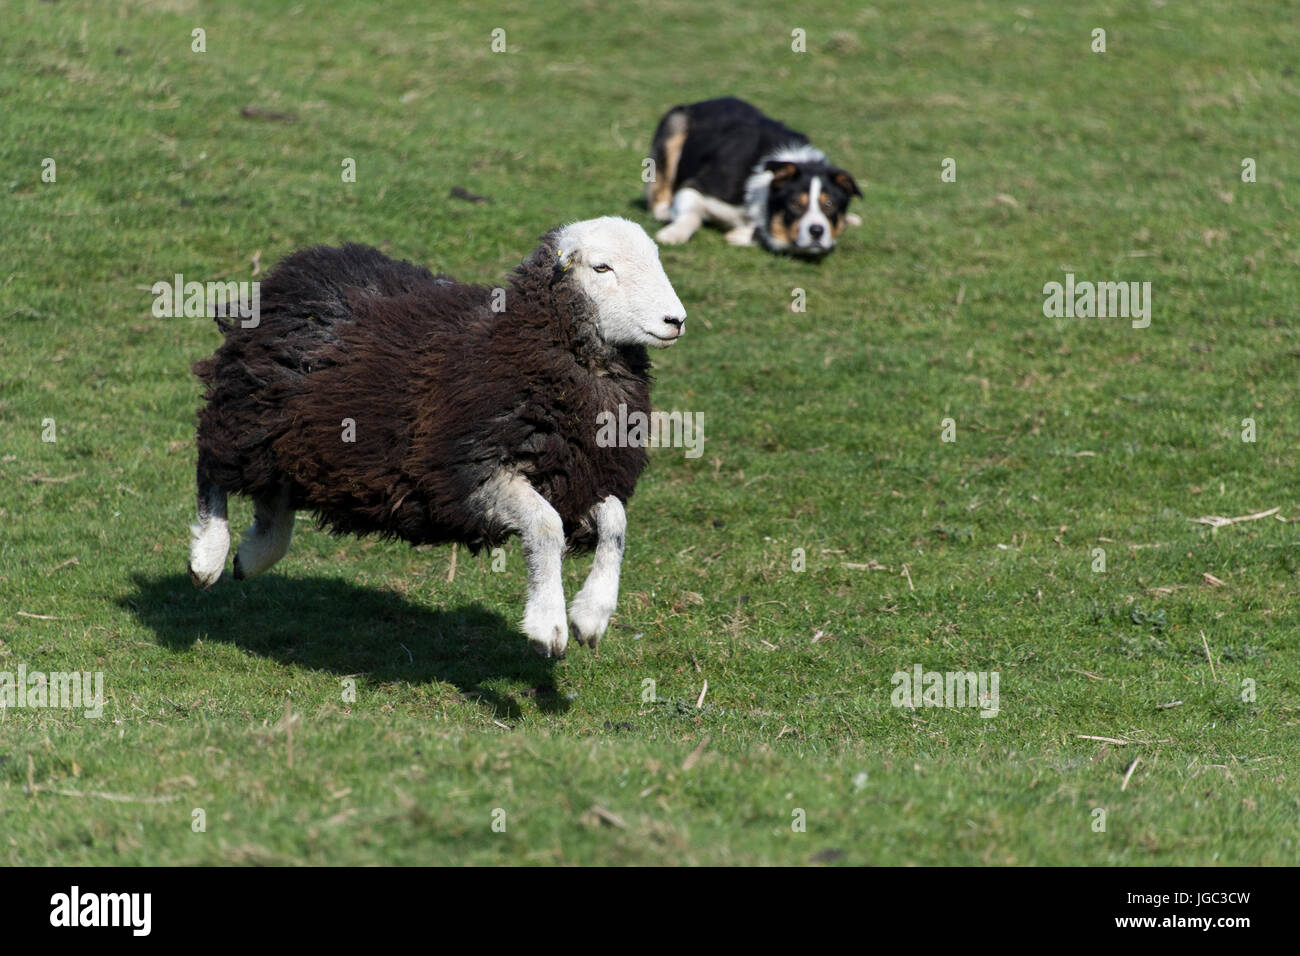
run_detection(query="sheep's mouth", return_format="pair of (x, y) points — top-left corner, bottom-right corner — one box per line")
(646, 328), (682, 345)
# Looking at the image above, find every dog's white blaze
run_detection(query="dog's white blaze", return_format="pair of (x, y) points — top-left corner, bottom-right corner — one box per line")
(557, 216), (686, 348)
(795, 176), (834, 250)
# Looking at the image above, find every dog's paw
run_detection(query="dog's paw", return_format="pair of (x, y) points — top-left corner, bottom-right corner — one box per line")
(568, 588), (615, 649)
(651, 202), (673, 222)
(846, 213), (863, 227)
(725, 226), (755, 247)
(522, 596), (569, 659)
(655, 223), (694, 245)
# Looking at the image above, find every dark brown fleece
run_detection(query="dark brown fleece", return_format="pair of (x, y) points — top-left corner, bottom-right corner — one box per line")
(193, 236), (652, 553)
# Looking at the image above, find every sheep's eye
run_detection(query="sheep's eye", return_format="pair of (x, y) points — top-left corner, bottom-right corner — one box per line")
(593, 264), (613, 274)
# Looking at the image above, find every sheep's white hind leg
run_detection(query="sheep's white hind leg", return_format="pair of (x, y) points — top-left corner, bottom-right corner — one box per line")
(233, 486), (295, 581)
(472, 472), (568, 658)
(188, 472), (230, 589)
(569, 496), (625, 650)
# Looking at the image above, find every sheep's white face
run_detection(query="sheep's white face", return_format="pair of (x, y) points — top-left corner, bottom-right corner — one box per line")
(555, 217), (687, 348)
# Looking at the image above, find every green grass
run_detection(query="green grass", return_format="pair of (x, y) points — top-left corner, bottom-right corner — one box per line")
(2, 0), (1298, 865)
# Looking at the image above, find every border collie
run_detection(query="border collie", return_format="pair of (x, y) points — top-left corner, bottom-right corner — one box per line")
(646, 97), (862, 258)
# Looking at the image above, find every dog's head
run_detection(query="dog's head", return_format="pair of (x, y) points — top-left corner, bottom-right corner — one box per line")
(749, 154), (861, 258)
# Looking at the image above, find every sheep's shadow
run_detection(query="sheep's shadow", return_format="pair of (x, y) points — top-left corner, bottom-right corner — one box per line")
(121, 573), (569, 719)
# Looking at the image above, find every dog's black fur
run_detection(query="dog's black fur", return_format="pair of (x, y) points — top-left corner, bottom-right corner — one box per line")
(653, 97), (810, 205)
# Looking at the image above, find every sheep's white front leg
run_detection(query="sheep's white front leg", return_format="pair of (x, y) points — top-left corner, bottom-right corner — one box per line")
(476, 473), (569, 658)
(188, 474), (229, 589)
(569, 496), (625, 649)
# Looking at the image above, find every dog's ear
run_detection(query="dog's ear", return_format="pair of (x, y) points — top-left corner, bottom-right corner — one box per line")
(830, 168), (862, 198)
(764, 161), (800, 187)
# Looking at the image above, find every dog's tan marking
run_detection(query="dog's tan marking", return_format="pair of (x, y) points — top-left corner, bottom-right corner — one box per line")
(832, 171), (859, 195)
(648, 114), (688, 213)
(768, 213), (793, 245)
(769, 162), (799, 187)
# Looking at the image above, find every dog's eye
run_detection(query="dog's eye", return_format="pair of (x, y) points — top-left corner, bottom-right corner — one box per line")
(593, 264), (613, 273)
(820, 195), (834, 210)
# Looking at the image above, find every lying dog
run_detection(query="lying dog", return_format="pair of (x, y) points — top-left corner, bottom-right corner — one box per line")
(647, 97), (862, 257)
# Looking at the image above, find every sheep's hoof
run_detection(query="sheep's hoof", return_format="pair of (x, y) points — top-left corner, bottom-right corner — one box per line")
(188, 564), (218, 590)
(568, 592), (613, 650)
(567, 612), (609, 649)
(569, 623), (601, 651)
(232, 555), (246, 580)
(529, 628), (566, 659)
(522, 607), (568, 659)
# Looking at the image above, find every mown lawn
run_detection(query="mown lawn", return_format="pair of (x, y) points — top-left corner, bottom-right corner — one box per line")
(1, 0), (1297, 864)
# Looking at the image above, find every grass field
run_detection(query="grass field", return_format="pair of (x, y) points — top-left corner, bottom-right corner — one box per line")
(2, 0), (1298, 865)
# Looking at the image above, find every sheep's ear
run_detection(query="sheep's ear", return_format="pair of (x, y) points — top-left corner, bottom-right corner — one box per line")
(553, 245), (580, 284)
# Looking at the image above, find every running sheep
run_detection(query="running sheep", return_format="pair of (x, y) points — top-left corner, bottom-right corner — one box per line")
(187, 217), (687, 658)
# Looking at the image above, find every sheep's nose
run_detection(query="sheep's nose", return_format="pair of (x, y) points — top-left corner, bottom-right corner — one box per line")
(664, 316), (684, 330)
(808, 224), (825, 240)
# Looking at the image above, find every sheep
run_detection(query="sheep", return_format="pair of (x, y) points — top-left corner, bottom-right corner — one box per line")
(187, 217), (687, 658)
